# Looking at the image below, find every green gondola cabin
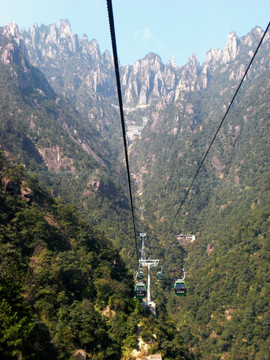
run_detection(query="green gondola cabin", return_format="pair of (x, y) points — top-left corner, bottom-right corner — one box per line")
(174, 280), (187, 296)
(134, 283), (147, 299)
(156, 270), (164, 280)
(137, 270), (144, 280)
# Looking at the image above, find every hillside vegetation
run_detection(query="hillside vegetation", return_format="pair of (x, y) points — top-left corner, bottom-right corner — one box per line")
(127, 28), (270, 359)
(0, 153), (193, 359)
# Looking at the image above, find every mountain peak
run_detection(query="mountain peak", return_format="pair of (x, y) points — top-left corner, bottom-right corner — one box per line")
(57, 19), (72, 36)
(141, 52), (164, 71)
(145, 52), (162, 61)
(4, 22), (20, 39)
(223, 31), (240, 62)
(187, 53), (200, 66)
(204, 48), (223, 65)
(251, 26), (264, 36)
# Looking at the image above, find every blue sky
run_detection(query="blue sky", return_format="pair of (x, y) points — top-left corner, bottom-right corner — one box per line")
(1, 0), (269, 66)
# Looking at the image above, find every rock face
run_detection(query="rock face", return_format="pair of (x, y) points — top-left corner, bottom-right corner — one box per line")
(223, 32), (240, 63)
(0, 24), (109, 177)
(1, 177), (33, 203)
(19, 20), (115, 101)
(1, 23), (55, 97)
(122, 53), (167, 105)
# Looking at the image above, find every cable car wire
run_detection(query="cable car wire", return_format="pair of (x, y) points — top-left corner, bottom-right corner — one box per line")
(169, 21), (270, 229)
(106, 0), (139, 262)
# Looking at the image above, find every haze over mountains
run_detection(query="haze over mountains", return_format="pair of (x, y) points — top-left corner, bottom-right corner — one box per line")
(0, 19), (269, 359)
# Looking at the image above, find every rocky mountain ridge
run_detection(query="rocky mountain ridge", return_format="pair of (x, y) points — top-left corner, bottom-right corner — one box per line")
(3, 20), (268, 112)
(1, 20), (269, 231)
(1, 20), (269, 222)
(0, 25), (110, 168)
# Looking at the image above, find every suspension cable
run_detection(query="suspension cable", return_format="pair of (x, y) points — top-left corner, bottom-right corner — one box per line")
(169, 21), (270, 229)
(106, 0), (139, 262)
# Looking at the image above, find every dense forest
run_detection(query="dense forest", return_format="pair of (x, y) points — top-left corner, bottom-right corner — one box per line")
(0, 152), (193, 359)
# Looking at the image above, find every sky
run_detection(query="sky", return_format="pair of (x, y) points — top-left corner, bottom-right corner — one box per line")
(0, 0), (269, 66)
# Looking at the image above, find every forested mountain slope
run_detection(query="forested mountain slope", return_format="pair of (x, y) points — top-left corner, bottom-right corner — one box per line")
(0, 25), (137, 261)
(129, 29), (270, 359)
(0, 152), (132, 359)
(128, 28), (270, 236)
(0, 153), (192, 359)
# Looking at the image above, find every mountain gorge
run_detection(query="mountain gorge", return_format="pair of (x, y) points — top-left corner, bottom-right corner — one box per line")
(0, 18), (269, 359)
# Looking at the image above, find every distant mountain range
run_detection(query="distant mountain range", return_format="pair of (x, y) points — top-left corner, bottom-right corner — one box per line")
(0, 18), (269, 235)
(14, 20), (268, 106)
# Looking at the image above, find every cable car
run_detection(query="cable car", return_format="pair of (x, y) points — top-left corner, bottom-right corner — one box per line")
(174, 280), (187, 296)
(156, 267), (163, 280)
(134, 282), (147, 299)
(150, 265), (156, 271)
(136, 269), (144, 280)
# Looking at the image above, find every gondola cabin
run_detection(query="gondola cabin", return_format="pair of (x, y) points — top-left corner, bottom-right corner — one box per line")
(156, 271), (164, 280)
(174, 280), (187, 296)
(134, 282), (147, 299)
(150, 265), (156, 271)
(137, 270), (144, 280)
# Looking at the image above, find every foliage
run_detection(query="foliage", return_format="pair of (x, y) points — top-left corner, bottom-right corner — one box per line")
(0, 153), (191, 359)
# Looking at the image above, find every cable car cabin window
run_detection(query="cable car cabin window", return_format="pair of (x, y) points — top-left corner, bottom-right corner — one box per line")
(137, 286), (145, 292)
(176, 283), (186, 289)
